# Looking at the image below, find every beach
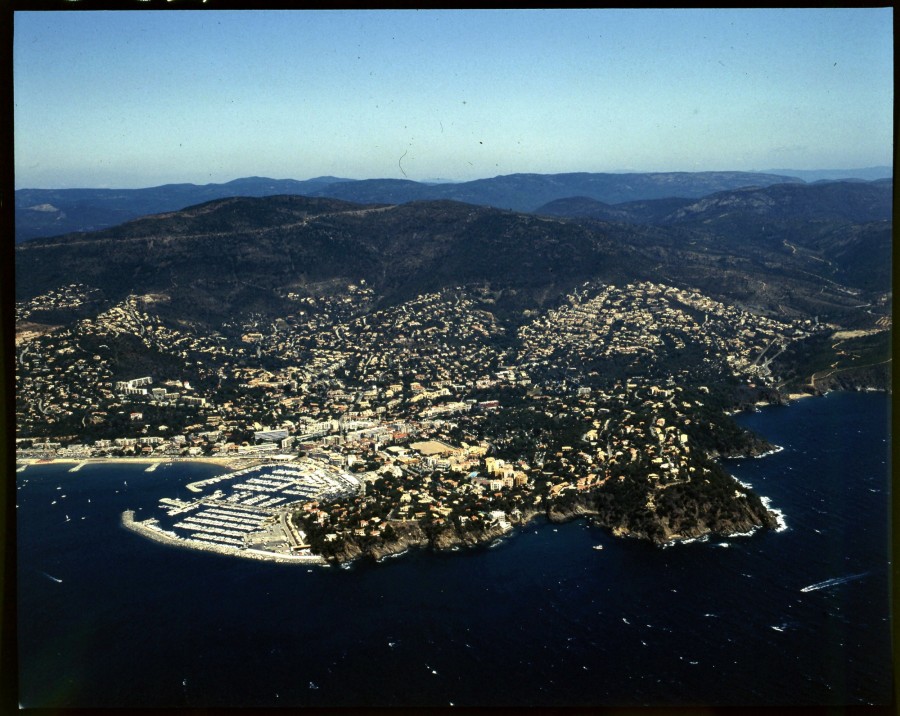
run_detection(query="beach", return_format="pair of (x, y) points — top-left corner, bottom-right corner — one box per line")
(16, 455), (270, 471)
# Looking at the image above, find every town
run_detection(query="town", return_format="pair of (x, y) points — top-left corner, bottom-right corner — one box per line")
(16, 279), (819, 561)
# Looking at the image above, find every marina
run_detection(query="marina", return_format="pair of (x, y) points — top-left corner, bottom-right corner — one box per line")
(124, 459), (363, 561)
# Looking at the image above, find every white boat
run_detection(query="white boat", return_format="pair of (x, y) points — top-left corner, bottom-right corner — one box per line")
(592, 544), (604, 550)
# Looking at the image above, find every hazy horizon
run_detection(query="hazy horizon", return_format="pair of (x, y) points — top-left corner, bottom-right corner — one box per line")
(13, 165), (895, 192)
(14, 8), (894, 190)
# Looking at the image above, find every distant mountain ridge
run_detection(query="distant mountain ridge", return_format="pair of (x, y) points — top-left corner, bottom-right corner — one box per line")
(534, 179), (893, 297)
(15, 170), (803, 243)
(535, 179), (893, 225)
(14, 175), (355, 243)
(761, 166), (892, 182)
(305, 171), (804, 212)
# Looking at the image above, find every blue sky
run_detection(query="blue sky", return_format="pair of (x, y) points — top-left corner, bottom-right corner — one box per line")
(13, 8), (894, 188)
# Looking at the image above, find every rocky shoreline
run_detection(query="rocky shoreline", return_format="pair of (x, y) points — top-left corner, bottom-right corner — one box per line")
(314, 479), (780, 565)
(108, 385), (888, 568)
(317, 509), (544, 565)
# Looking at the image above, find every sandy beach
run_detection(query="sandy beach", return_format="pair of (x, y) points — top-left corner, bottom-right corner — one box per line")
(15, 455), (273, 471)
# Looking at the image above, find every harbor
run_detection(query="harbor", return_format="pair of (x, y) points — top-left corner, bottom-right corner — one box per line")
(122, 459), (363, 563)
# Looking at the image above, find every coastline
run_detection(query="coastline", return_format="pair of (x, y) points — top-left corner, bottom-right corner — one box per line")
(29, 455), (788, 567)
(23, 389), (882, 567)
(16, 455), (265, 471)
(31, 454), (789, 567)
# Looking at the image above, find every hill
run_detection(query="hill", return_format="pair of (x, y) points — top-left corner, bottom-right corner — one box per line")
(761, 166), (892, 182)
(533, 196), (694, 224)
(536, 179), (892, 225)
(15, 170), (801, 242)
(16, 188), (889, 332)
(306, 171), (802, 213)
(14, 176), (355, 243)
(534, 180), (893, 296)
(661, 179), (892, 225)
(15, 196), (637, 323)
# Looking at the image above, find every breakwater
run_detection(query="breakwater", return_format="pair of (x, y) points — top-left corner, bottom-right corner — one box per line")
(121, 510), (324, 565)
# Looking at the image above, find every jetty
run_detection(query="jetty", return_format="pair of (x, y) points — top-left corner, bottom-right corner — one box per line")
(121, 510), (324, 565)
(186, 472), (234, 493)
(69, 461), (88, 473)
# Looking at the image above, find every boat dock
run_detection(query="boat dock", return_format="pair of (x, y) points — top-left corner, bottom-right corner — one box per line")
(68, 462), (88, 473)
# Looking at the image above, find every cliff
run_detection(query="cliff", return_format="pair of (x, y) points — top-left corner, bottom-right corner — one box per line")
(548, 486), (776, 547)
(315, 507), (552, 565)
(810, 363), (892, 395)
(314, 472), (779, 564)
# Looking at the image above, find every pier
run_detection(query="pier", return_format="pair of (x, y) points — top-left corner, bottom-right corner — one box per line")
(186, 473), (233, 492)
(69, 461), (88, 473)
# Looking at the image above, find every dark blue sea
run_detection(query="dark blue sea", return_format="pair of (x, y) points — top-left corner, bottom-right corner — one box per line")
(16, 392), (893, 708)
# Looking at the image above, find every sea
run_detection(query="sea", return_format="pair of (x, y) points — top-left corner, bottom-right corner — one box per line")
(15, 391), (893, 709)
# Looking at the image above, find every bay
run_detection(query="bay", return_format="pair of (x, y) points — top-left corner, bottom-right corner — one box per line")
(16, 391), (892, 708)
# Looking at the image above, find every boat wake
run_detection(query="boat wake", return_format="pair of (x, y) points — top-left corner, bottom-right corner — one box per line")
(800, 572), (869, 593)
(40, 571), (63, 584)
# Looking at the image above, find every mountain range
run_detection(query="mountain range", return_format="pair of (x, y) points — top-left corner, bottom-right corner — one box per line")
(14, 176), (352, 243)
(16, 179), (891, 336)
(16, 170), (841, 243)
(760, 166), (892, 182)
(16, 168), (891, 245)
(535, 178), (892, 225)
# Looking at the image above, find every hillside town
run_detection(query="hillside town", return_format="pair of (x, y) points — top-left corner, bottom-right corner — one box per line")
(16, 280), (819, 559)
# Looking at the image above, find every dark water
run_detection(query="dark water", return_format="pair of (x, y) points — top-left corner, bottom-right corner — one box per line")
(16, 392), (892, 708)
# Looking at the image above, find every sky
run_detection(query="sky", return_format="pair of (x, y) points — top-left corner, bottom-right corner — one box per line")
(13, 8), (895, 189)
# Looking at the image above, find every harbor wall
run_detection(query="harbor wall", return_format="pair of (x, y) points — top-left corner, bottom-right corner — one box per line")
(121, 510), (325, 565)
